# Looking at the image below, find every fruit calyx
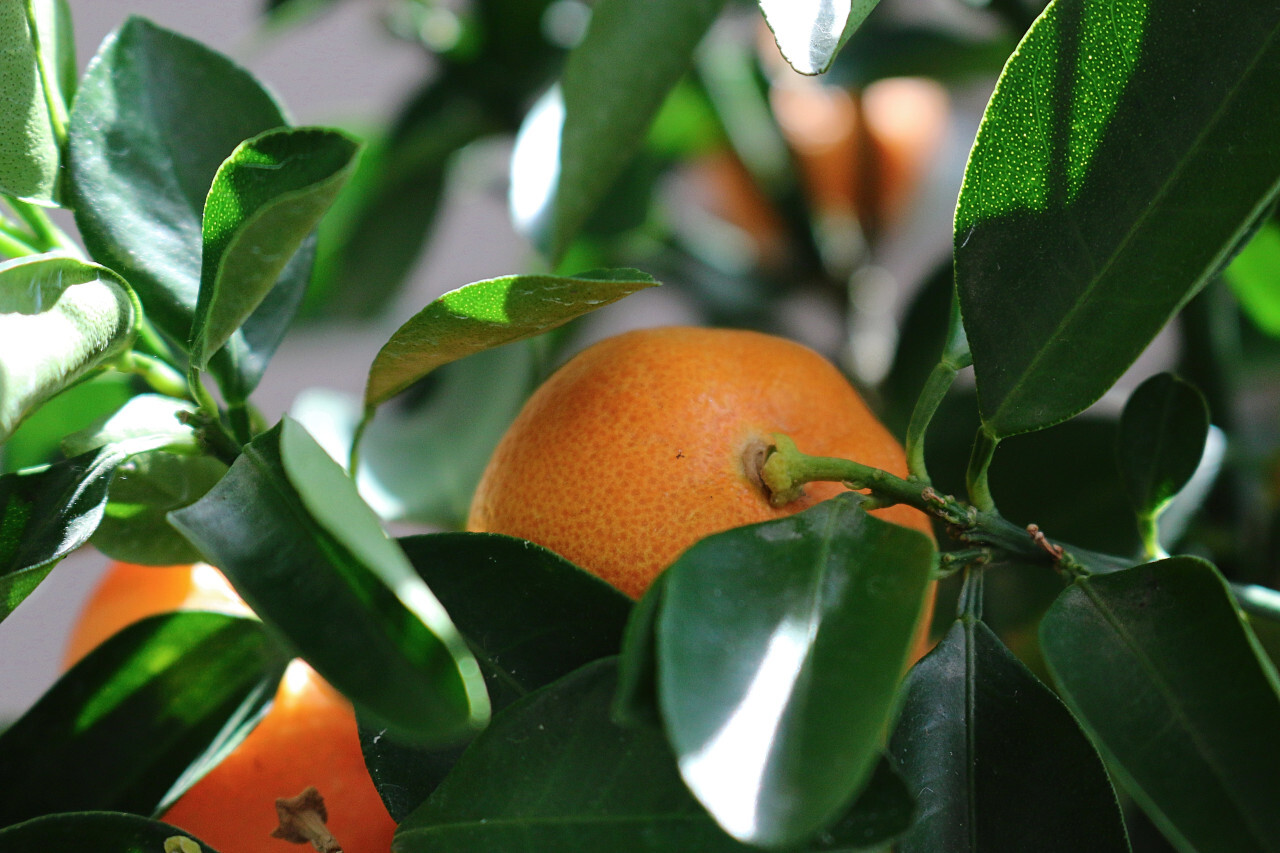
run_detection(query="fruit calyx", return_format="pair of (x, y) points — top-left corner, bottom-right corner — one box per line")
(272, 786), (342, 852)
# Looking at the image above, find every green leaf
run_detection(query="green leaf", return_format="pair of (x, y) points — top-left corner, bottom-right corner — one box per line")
(0, 812), (221, 852)
(61, 394), (199, 457)
(955, 0), (1280, 437)
(0, 435), (175, 622)
(360, 531), (632, 820)
(1225, 222), (1280, 337)
(363, 269), (657, 407)
(191, 127), (359, 370)
(1041, 558), (1280, 853)
(1116, 373), (1210, 519)
(891, 618), (1129, 852)
(295, 342), (537, 528)
(67, 16), (300, 397)
(0, 372), (132, 473)
(0, 254), (138, 443)
(168, 417), (489, 744)
(614, 569), (667, 729)
(757, 0), (877, 76)
(658, 494), (935, 847)
(509, 0), (725, 261)
(0, 0), (67, 202)
(0, 611), (284, 826)
(305, 84), (492, 320)
(397, 658), (915, 852)
(92, 451), (228, 566)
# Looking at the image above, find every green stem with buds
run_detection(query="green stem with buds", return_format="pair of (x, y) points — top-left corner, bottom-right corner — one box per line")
(760, 432), (1117, 578)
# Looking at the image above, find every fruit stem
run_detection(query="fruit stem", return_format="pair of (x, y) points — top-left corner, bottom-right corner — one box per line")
(272, 786), (344, 853)
(761, 432), (1112, 578)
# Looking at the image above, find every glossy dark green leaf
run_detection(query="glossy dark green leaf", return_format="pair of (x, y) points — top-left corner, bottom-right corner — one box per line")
(397, 658), (908, 852)
(1041, 558), (1280, 853)
(191, 127), (358, 369)
(1226, 222), (1280, 338)
(92, 450), (228, 565)
(360, 531), (632, 820)
(364, 269), (656, 407)
(509, 0), (725, 261)
(1116, 373), (1210, 520)
(831, 21), (1015, 87)
(0, 812), (221, 852)
(955, 0), (1280, 437)
(0, 372), (132, 473)
(0, 254), (139, 443)
(0, 611), (284, 826)
(659, 494), (935, 847)
(891, 618), (1129, 852)
(67, 17), (291, 385)
(0, 435), (175, 621)
(0, 0), (69, 202)
(757, 0), (876, 76)
(168, 417), (488, 744)
(613, 569), (667, 729)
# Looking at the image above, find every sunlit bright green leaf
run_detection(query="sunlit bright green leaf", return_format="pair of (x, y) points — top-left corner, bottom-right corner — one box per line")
(956, 0), (1280, 437)
(0, 0), (70, 202)
(364, 269), (656, 407)
(192, 127), (358, 370)
(0, 254), (138, 443)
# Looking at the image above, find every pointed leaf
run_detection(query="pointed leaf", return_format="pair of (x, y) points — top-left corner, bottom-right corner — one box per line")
(0, 812), (221, 852)
(891, 618), (1129, 852)
(955, 0), (1280, 437)
(61, 394), (199, 457)
(0, 611), (284, 826)
(397, 658), (912, 851)
(0, 433), (177, 621)
(169, 417), (489, 744)
(361, 532), (632, 820)
(1225, 222), (1280, 337)
(0, 254), (138, 443)
(0, 0), (64, 202)
(92, 451), (228, 566)
(1116, 373), (1210, 518)
(758, 0), (875, 76)
(68, 17), (303, 395)
(659, 494), (935, 847)
(0, 373), (132, 473)
(509, 0), (725, 260)
(192, 127), (358, 369)
(364, 269), (657, 407)
(1041, 558), (1280, 853)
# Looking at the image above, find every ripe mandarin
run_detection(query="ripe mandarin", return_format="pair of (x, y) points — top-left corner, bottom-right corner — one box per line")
(65, 561), (395, 853)
(466, 326), (935, 602)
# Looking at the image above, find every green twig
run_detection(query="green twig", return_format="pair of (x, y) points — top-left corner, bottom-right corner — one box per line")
(7, 198), (79, 255)
(0, 225), (40, 258)
(904, 292), (971, 482)
(965, 426), (1000, 512)
(761, 432), (1097, 577)
(348, 406), (374, 477)
(116, 351), (191, 400)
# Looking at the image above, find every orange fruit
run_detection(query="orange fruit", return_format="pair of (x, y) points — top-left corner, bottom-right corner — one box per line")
(467, 326), (935, 622)
(66, 561), (396, 853)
